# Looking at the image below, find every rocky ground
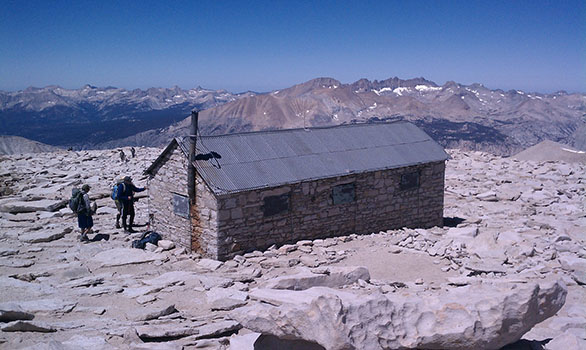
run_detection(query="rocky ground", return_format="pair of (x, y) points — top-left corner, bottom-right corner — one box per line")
(0, 146), (584, 350)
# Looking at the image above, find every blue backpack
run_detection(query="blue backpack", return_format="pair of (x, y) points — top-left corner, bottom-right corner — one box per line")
(111, 182), (125, 200)
(132, 231), (162, 249)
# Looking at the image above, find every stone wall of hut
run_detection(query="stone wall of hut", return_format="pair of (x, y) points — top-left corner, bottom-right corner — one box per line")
(193, 175), (219, 257)
(147, 143), (218, 255)
(213, 161), (445, 260)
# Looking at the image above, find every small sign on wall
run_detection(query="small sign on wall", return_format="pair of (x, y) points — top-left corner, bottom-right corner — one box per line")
(262, 193), (290, 217)
(172, 193), (189, 218)
(400, 172), (420, 190)
(332, 183), (356, 204)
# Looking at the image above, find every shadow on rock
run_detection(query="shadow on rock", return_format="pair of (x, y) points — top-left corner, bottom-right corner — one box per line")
(89, 234), (110, 242)
(500, 339), (548, 350)
(443, 216), (466, 227)
(255, 335), (325, 350)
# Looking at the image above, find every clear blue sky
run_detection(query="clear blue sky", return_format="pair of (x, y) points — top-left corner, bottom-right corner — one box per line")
(1, 0), (585, 93)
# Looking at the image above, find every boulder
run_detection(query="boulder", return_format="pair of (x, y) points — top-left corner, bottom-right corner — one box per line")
(17, 340), (72, 350)
(122, 285), (163, 299)
(61, 276), (104, 289)
(546, 330), (586, 350)
(196, 258), (223, 271)
(0, 258), (35, 268)
(16, 299), (77, 314)
(130, 304), (177, 321)
(19, 227), (70, 243)
(144, 243), (157, 252)
(262, 266), (370, 290)
(135, 323), (199, 340)
(0, 247), (18, 257)
(229, 333), (261, 350)
(1, 320), (57, 332)
(196, 275), (233, 289)
(447, 226), (479, 238)
(476, 191), (498, 201)
(131, 343), (183, 350)
(234, 279), (567, 350)
(206, 287), (248, 303)
(62, 335), (116, 350)
(210, 298), (247, 311)
(0, 199), (66, 213)
(157, 240), (175, 251)
(0, 276), (58, 297)
(558, 253), (586, 272)
(0, 303), (34, 322)
(192, 320), (241, 340)
(90, 248), (164, 268)
(2, 212), (37, 222)
(142, 270), (201, 288)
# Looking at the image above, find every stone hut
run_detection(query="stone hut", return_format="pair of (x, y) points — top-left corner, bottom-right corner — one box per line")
(145, 121), (449, 260)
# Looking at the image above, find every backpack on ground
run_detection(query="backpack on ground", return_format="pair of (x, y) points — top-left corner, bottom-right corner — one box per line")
(111, 182), (125, 200)
(132, 231), (162, 249)
(69, 188), (85, 213)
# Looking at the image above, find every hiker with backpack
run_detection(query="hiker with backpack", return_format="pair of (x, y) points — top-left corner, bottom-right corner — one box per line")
(117, 176), (146, 233)
(111, 178), (124, 228)
(72, 184), (97, 242)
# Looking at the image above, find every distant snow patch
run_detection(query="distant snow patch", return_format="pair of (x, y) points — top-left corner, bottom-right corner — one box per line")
(562, 148), (585, 154)
(415, 85), (442, 92)
(369, 103), (377, 110)
(372, 87), (393, 96)
(516, 90), (525, 95)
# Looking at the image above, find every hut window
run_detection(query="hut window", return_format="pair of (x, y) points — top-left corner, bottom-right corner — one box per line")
(172, 193), (189, 218)
(262, 193), (290, 217)
(400, 172), (420, 190)
(332, 183), (355, 204)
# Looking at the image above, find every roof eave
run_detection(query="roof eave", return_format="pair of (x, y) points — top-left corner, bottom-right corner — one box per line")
(144, 138), (185, 175)
(205, 156), (448, 196)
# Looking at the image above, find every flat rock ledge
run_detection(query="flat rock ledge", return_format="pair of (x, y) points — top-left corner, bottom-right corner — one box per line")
(262, 266), (370, 290)
(233, 279), (567, 350)
(89, 248), (165, 268)
(0, 199), (66, 213)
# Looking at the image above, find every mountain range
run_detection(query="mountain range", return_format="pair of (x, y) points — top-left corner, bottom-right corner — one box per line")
(0, 85), (254, 147)
(1, 77), (585, 155)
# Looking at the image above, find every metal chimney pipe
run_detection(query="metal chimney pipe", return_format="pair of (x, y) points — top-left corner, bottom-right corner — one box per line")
(188, 111), (198, 205)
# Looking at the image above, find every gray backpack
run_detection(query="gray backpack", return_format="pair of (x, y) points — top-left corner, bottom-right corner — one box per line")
(68, 188), (85, 213)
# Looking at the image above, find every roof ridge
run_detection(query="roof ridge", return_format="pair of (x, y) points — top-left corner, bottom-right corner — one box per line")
(196, 138), (434, 166)
(196, 120), (410, 139)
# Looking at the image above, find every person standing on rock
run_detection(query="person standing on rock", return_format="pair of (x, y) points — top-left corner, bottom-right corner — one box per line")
(119, 149), (126, 162)
(113, 178), (124, 229)
(78, 184), (97, 242)
(130, 147), (136, 158)
(118, 176), (146, 233)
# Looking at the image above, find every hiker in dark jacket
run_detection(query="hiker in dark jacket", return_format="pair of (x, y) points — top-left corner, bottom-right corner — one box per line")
(118, 176), (146, 233)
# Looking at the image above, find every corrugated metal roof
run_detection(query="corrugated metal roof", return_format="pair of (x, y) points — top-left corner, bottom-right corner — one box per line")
(177, 121), (448, 195)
